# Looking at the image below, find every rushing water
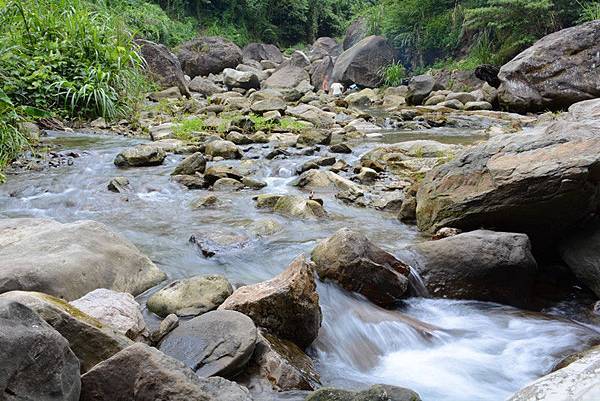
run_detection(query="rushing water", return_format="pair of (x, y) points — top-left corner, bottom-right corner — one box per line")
(1, 131), (598, 401)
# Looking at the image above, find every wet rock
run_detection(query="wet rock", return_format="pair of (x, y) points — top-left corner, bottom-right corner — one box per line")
(147, 275), (234, 318)
(205, 139), (242, 159)
(189, 231), (250, 257)
(171, 152), (206, 176)
(293, 170), (360, 194)
(311, 228), (410, 306)
(560, 223), (600, 298)
(81, 343), (253, 401)
(107, 176), (130, 193)
(498, 20), (600, 112)
(332, 36), (395, 88)
(415, 116), (600, 240)
(136, 39), (190, 97)
(242, 176), (268, 189)
(288, 105), (336, 128)
(0, 300), (81, 401)
(507, 344), (600, 401)
(150, 313), (179, 344)
(330, 143), (352, 154)
(306, 385), (421, 401)
(400, 230), (537, 306)
(114, 144), (167, 167)
(223, 68), (261, 90)
(0, 291), (132, 372)
(160, 310), (257, 377)
(189, 76), (226, 96)
(243, 43), (284, 64)
(71, 288), (147, 340)
(407, 75), (443, 106)
(239, 331), (320, 391)
(213, 177), (245, 191)
(191, 194), (221, 208)
(220, 256), (321, 349)
(0, 218), (166, 300)
(172, 174), (206, 189)
(204, 165), (245, 185)
(178, 36), (243, 78)
(297, 129), (333, 145)
(226, 131), (253, 145)
(272, 196), (327, 220)
(247, 218), (283, 237)
(356, 167), (378, 183)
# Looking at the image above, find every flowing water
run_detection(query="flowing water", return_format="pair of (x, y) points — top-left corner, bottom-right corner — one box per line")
(1, 130), (598, 401)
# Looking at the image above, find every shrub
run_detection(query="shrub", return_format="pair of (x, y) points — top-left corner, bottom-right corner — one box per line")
(578, 1), (600, 22)
(379, 61), (407, 87)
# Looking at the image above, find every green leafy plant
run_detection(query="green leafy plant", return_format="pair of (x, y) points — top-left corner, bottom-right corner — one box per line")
(578, 1), (600, 22)
(379, 61), (406, 87)
(173, 117), (205, 140)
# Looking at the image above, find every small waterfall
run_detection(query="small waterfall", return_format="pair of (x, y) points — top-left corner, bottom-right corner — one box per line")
(408, 266), (429, 297)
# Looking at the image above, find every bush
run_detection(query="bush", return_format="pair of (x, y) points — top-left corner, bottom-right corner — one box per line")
(578, 1), (600, 22)
(0, 0), (145, 121)
(379, 61), (406, 87)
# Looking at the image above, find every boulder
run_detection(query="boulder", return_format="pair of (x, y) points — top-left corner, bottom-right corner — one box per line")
(261, 195), (328, 220)
(507, 345), (600, 401)
(147, 275), (233, 317)
(80, 343), (253, 401)
(189, 231), (250, 257)
(188, 76), (225, 96)
(251, 98), (286, 113)
(560, 223), (600, 298)
(171, 152), (206, 176)
(242, 43), (284, 64)
(407, 75), (443, 105)
(399, 230), (537, 306)
(293, 170), (360, 194)
(0, 300), (81, 401)
(311, 228), (410, 306)
(160, 310), (257, 377)
(0, 291), (132, 372)
(107, 176), (130, 193)
(205, 140), (242, 159)
(332, 36), (395, 88)
(415, 117), (600, 241)
(264, 65), (310, 90)
(287, 104), (335, 128)
(498, 20), (600, 112)
(223, 68), (260, 90)
(71, 289), (147, 340)
(136, 39), (190, 97)
(148, 86), (182, 101)
(239, 331), (320, 391)
(306, 385), (421, 401)
(309, 37), (342, 60)
(219, 256), (322, 348)
(177, 36), (243, 78)
(0, 218), (165, 300)
(114, 144), (166, 167)
(310, 56), (335, 91)
(343, 17), (369, 50)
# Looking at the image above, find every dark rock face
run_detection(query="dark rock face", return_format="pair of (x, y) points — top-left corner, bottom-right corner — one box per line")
(498, 20), (600, 112)
(400, 230), (537, 306)
(475, 64), (501, 88)
(309, 37), (342, 60)
(416, 105), (600, 242)
(136, 39), (191, 97)
(311, 228), (410, 306)
(560, 223), (600, 298)
(171, 152), (206, 176)
(219, 256), (322, 349)
(0, 300), (81, 401)
(332, 36), (395, 88)
(159, 310), (257, 378)
(80, 343), (253, 401)
(0, 218), (165, 300)
(242, 43), (284, 64)
(406, 75), (443, 105)
(178, 36), (243, 78)
(343, 17), (369, 50)
(310, 56), (335, 91)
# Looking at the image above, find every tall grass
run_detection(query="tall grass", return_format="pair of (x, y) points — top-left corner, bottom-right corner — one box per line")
(578, 1), (600, 22)
(378, 61), (407, 87)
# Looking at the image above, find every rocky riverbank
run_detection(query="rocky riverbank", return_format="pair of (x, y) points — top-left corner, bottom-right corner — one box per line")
(1, 19), (600, 401)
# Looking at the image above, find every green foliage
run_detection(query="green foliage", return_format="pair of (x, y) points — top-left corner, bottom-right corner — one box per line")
(578, 1), (600, 21)
(379, 61), (407, 87)
(173, 116), (205, 140)
(0, 0), (146, 121)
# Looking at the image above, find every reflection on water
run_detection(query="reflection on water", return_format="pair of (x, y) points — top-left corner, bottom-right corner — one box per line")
(1, 131), (598, 401)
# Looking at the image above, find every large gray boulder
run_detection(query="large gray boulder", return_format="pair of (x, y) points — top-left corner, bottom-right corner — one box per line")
(264, 64), (310, 90)
(136, 39), (191, 97)
(0, 218), (166, 300)
(242, 43), (283, 64)
(498, 20), (600, 112)
(178, 36), (243, 78)
(223, 68), (261, 90)
(114, 143), (167, 167)
(415, 108), (600, 242)
(160, 310), (257, 378)
(0, 300), (81, 401)
(399, 230), (537, 306)
(406, 75), (443, 105)
(560, 223), (600, 298)
(80, 343), (253, 401)
(309, 37), (342, 61)
(343, 17), (369, 50)
(332, 36), (395, 88)
(0, 291), (133, 372)
(311, 228), (410, 306)
(507, 345), (600, 401)
(310, 56), (334, 91)
(219, 256), (322, 349)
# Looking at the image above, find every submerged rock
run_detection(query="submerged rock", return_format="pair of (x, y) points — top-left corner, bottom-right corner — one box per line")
(160, 310), (257, 378)
(147, 275), (234, 317)
(0, 218), (165, 300)
(171, 152), (206, 176)
(254, 194), (327, 220)
(311, 228), (410, 306)
(220, 256), (322, 349)
(107, 176), (130, 193)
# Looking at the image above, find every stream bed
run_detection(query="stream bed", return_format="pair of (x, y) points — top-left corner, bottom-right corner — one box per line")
(1, 130), (598, 401)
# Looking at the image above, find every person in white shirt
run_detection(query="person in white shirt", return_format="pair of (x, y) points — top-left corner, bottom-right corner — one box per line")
(329, 82), (344, 97)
